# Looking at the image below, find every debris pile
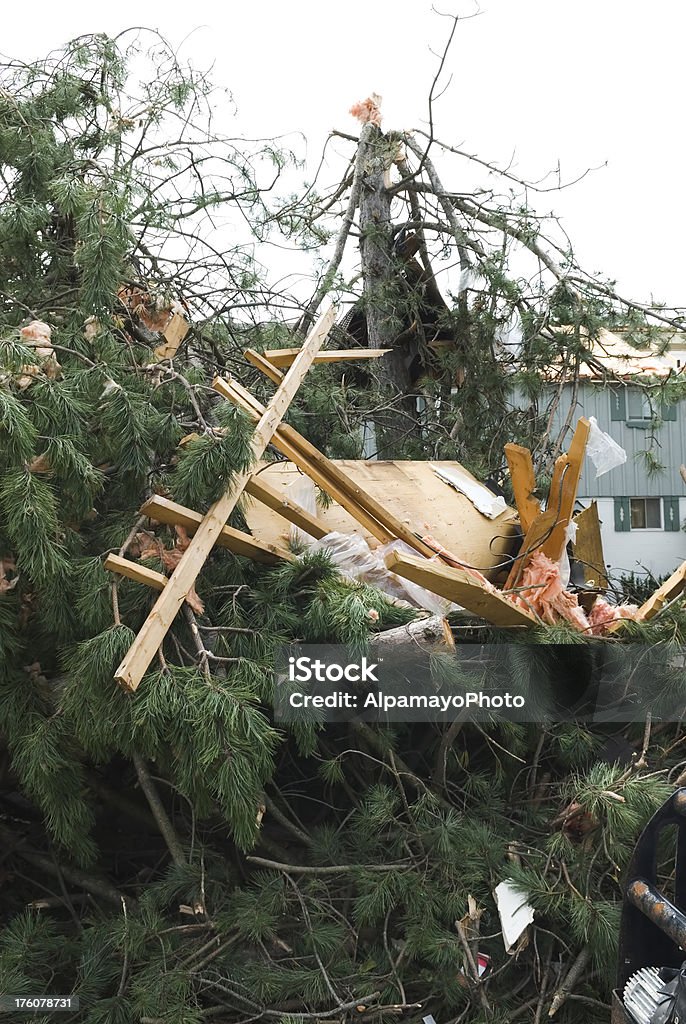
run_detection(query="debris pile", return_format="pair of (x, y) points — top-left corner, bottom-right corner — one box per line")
(105, 308), (686, 688)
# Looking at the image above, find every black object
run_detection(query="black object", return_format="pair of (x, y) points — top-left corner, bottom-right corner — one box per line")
(618, 789), (686, 1000)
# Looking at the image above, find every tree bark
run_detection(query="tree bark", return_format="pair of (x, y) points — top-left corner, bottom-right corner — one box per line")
(369, 614), (452, 652)
(358, 125), (417, 454)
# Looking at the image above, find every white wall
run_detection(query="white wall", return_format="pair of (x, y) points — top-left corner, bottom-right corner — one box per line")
(582, 497), (686, 582)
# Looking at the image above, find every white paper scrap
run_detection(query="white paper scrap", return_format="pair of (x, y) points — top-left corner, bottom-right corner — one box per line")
(431, 464), (507, 519)
(494, 880), (535, 953)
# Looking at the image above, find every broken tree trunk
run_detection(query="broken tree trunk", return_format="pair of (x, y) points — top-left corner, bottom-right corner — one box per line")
(358, 123), (417, 453)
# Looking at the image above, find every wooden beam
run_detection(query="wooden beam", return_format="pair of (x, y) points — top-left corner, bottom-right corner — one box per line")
(214, 376), (441, 558)
(636, 561), (686, 621)
(504, 443), (540, 532)
(547, 454), (569, 516)
(244, 348), (284, 385)
(262, 347), (390, 368)
(244, 475), (329, 540)
(384, 550), (537, 627)
(104, 554), (167, 591)
(572, 502), (608, 590)
(608, 560), (686, 634)
(540, 419), (591, 562)
(113, 305), (337, 692)
(140, 495), (290, 563)
(503, 509), (559, 592)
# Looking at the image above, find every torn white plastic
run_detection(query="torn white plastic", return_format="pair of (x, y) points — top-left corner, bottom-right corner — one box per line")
(493, 880), (535, 954)
(557, 520), (578, 590)
(587, 416), (627, 478)
(310, 532), (454, 616)
(286, 475), (318, 548)
(431, 464), (507, 519)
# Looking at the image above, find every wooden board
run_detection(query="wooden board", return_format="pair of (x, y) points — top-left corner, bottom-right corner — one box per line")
(608, 560), (686, 634)
(154, 313), (189, 361)
(636, 560), (686, 621)
(104, 554), (167, 591)
(547, 454), (569, 517)
(504, 443), (540, 532)
(384, 550), (537, 627)
(112, 305), (336, 691)
(540, 419), (591, 562)
(240, 460), (520, 580)
(245, 474), (329, 540)
(572, 502), (608, 590)
(140, 495), (290, 563)
(263, 348), (390, 368)
(244, 348), (283, 384)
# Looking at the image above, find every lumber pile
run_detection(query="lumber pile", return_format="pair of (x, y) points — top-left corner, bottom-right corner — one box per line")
(105, 314), (686, 689)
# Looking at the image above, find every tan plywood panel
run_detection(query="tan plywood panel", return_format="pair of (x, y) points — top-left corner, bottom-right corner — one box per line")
(243, 460), (519, 579)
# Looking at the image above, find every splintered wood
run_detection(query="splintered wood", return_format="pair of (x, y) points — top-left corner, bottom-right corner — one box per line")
(111, 305), (337, 691)
(384, 550), (536, 628)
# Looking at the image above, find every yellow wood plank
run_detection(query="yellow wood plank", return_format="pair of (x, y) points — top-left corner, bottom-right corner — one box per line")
(541, 419), (591, 562)
(114, 305), (336, 692)
(104, 554), (167, 591)
(504, 443), (540, 532)
(263, 348), (390, 368)
(384, 550), (537, 627)
(572, 502), (608, 590)
(244, 348), (284, 384)
(140, 495), (290, 563)
(154, 313), (189, 360)
(608, 560), (686, 634)
(547, 454), (569, 517)
(244, 475), (329, 540)
(636, 561), (686, 621)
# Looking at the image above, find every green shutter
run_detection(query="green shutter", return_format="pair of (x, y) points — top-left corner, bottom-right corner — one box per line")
(610, 389), (626, 421)
(614, 497), (630, 531)
(661, 401), (677, 421)
(664, 496), (681, 531)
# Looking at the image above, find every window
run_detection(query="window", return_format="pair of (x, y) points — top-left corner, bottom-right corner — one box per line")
(615, 496), (681, 532)
(630, 498), (661, 529)
(626, 390), (652, 422)
(610, 387), (677, 424)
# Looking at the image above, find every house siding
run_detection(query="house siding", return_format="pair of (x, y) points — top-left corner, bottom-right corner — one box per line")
(545, 383), (686, 579)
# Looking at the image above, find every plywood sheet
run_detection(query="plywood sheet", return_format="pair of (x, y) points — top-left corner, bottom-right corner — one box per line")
(243, 460), (519, 579)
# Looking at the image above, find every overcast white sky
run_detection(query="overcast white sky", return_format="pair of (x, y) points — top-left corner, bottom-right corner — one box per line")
(4, 0), (686, 307)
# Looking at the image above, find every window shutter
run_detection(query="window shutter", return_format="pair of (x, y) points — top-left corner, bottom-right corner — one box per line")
(664, 496), (681, 532)
(661, 401), (677, 421)
(610, 389), (626, 421)
(614, 497), (630, 531)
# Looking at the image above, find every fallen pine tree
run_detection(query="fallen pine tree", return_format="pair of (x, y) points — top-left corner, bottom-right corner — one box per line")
(3, 30), (686, 1024)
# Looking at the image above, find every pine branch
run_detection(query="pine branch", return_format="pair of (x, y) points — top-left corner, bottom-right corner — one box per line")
(132, 753), (188, 869)
(547, 946), (591, 1018)
(245, 856), (411, 875)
